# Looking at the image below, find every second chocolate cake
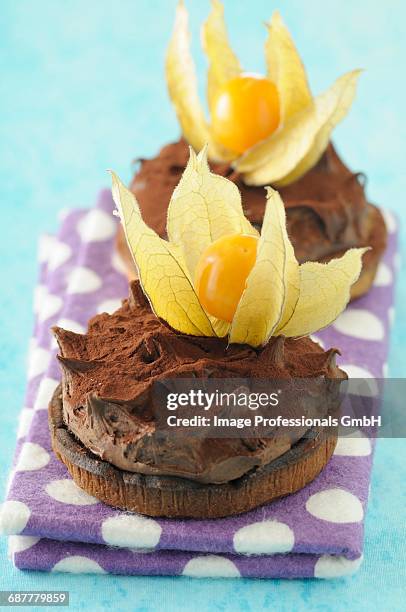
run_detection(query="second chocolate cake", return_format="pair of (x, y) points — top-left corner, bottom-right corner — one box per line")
(117, 139), (386, 299)
(116, 2), (387, 297)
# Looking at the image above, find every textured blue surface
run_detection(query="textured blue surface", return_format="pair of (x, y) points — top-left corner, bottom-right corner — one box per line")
(0, 0), (405, 610)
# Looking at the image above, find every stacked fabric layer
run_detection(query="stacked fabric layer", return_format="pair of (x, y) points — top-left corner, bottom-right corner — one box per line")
(0, 191), (398, 578)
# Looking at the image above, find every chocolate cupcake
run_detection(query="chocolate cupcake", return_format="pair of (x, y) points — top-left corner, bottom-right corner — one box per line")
(117, 1), (387, 298)
(50, 148), (366, 518)
(50, 283), (342, 518)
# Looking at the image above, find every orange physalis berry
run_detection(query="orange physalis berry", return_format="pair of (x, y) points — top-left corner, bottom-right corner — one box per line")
(211, 74), (280, 154)
(195, 234), (258, 322)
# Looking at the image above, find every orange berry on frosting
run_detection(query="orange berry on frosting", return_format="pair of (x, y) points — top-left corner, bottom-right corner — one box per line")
(211, 74), (280, 154)
(195, 234), (258, 322)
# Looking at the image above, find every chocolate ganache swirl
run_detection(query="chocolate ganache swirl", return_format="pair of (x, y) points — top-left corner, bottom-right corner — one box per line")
(129, 139), (373, 263)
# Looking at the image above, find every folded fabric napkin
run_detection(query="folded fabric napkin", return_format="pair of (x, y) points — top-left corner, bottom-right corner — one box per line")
(0, 191), (398, 578)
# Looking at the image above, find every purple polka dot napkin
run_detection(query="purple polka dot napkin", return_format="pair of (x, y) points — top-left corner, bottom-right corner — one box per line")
(0, 190), (398, 578)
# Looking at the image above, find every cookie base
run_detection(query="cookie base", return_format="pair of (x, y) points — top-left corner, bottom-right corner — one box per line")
(49, 385), (337, 519)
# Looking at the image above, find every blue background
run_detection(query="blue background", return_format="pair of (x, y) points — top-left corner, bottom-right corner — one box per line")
(0, 0), (405, 610)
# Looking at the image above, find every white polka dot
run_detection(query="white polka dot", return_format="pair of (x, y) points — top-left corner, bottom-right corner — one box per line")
(48, 240), (72, 271)
(38, 235), (71, 270)
(17, 409), (34, 439)
(101, 515), (162, 549)
(8, 535), (40, 554)
(56, 318), (86, 334)
(67, 266), (102, 294)
(388, 307), (395, 327)
(334, 431), (371, 457)
(306, 488), (363, 523)
(182, 555), (240, 578)
(27, 337), (37, 358)
(340, 364), (379, 397)
(45, 480), (99, 505)
(314, 554), (363, 578)
(38, 235), (53, 263)
(381, 209), (397, 233)
(27, 338), (37, 370)
(37, 292), (63, 323)
(374, 262), (392, 287)
(34, 377), (59, 411)
(16, 443), (50, 472)
(77, 209), (116, 242)
(382, 362), (389, 378)
(333, 309), (384, 341)
(33, 285), (47, 314)
(233, 520), (295, 554)
(27, 346), (50, 380)
(111, 250), (129, 277)
(52, 556), (106, 574)
(97, 298), (122, 315)
(0, 501), (31, 535)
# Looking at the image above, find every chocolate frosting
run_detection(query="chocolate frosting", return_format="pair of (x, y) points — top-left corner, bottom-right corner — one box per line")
(130, 139), (370, 262)
(54, 281), (345, 485)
